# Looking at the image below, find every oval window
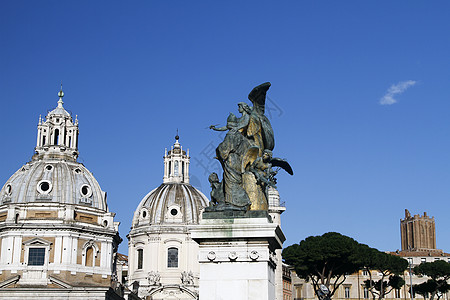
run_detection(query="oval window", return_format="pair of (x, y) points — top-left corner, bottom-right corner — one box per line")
(45, 165), (53, 171)
(170, 208), (178, 216)
(5, 184), (12, 195)
(37, 180), (52, 194)
(142, 210), (147, 218)
(80, 184), (92, 198)
(41, 182), (50, 191)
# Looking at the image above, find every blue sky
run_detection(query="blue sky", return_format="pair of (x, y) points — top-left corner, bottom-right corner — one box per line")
(1, 1), (450, 254)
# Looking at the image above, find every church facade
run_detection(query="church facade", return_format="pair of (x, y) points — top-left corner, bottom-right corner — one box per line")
(127, 136), (209, 299)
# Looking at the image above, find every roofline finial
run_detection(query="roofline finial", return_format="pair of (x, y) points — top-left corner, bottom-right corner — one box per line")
(57, 81), (64, 106)
(175, 128), (179, 141)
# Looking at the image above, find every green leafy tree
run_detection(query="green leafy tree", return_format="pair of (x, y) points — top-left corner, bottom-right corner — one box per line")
(360, 247), (408, 300)
(413, 280), (438, 299)
(413, 260), (450, 300)
(282, 232), (363, 299)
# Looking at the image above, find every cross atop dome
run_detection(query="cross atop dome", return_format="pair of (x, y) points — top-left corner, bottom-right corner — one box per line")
(163, 132), (190, 184)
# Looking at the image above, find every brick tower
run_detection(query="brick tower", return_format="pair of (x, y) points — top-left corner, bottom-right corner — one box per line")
(400, 209), (436, 251)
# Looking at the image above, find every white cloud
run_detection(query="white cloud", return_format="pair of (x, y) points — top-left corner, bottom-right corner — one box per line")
(379, 80), (417, 105)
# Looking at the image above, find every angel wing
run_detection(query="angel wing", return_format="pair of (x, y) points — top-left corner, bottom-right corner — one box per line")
(248, 82), (271, 114)
(270, 157), (293, 175)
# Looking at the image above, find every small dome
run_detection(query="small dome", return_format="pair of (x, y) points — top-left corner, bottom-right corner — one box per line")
(48, 106), (71, 117)
(48, 99), (71, 117)
(0, 159), (107, 210)
(132, 183), (208, 226)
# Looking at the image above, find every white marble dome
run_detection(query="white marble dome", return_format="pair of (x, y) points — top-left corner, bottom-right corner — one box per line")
(0, 159), (107, 210)
(132, 183), (208, 226)
(0, 91), (107, 211)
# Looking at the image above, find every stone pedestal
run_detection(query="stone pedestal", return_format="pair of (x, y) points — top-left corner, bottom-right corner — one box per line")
(190, 212), (285, 300)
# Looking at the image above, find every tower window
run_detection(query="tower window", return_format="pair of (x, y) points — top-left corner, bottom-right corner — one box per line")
(167, 247), (178, 268)
(168, 161), (171, 176)
(54, 129), (59, 145)
(137, 249), (143, 269)
(28, 248), (45, 266)
(174, 161), (179, 176)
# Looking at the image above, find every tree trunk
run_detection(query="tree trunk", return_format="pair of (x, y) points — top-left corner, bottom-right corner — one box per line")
(429, 291), (436, 300)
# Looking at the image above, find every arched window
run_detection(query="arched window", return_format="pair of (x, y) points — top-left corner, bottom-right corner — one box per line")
(137, 249), (143, 269)
(86, 246), (94, 267)
(174, 161), (179, 176)
(168, 161), (172, 176)
(54, 129), (60, 145)
(167, 247), (178, 268)
(82, 242), (98, 267)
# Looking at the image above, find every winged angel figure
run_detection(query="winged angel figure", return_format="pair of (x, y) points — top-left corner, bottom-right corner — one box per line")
(208, 82), (293, 211)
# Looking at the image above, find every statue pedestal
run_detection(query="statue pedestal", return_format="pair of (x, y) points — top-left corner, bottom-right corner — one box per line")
(190, 212), (285, 300)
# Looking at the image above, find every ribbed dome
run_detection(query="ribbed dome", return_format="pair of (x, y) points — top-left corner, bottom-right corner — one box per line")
(0, 159), (107, 211)
(132, 183), (209, 226)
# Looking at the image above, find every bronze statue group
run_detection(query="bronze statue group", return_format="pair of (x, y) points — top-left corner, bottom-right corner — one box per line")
(208, 82), (293, 212)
